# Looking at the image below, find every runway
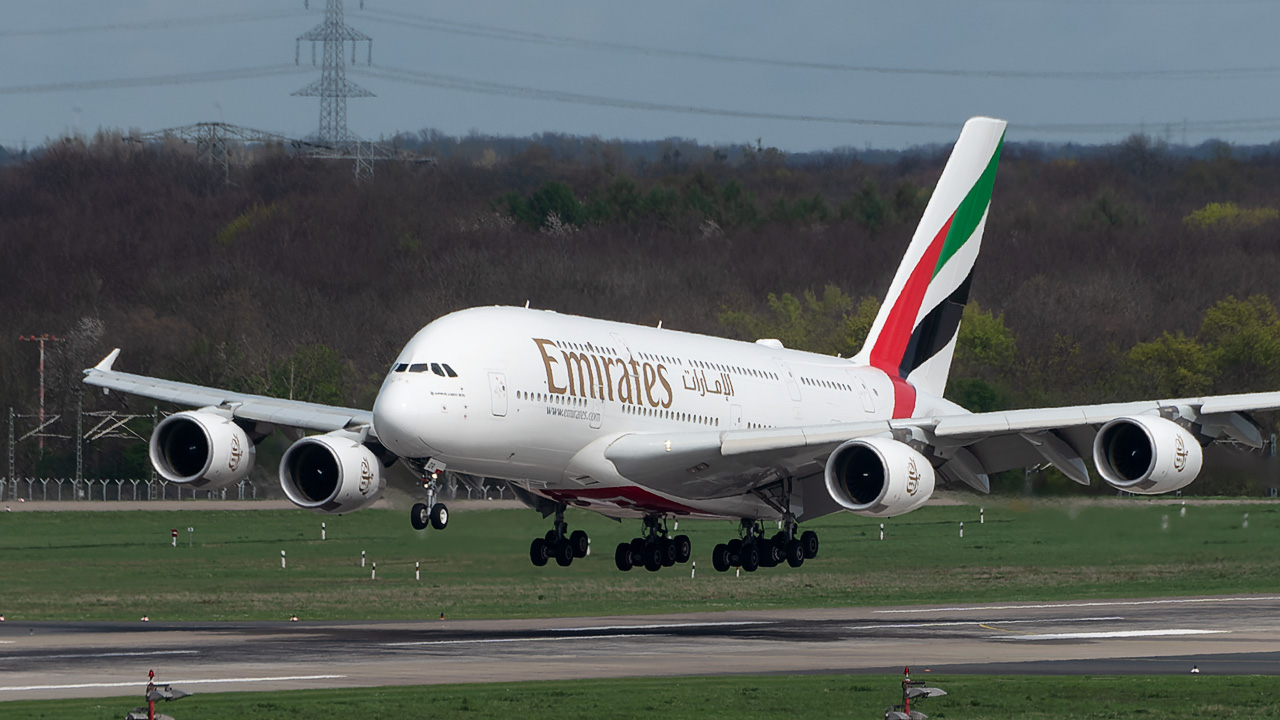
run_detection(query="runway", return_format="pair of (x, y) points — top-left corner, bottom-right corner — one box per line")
(3, 594), (1280, 701)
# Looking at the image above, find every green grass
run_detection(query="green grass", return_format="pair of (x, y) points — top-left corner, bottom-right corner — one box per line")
(1, 500), (1279, 621)
(5, 674), (1280, 720)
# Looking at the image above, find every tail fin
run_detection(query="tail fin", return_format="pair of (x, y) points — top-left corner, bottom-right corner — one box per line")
(856, 116), (1006, 400)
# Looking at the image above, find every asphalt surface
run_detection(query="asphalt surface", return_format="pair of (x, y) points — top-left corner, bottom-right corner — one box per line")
(3, 594), (1280, 701)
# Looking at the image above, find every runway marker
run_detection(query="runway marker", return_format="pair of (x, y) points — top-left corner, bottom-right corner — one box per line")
(0, 641), (14, 644)
(0, 650), (198, 661)
(991, 629), (1228, 641)
(845, 616), (1123, 630)
(555, 621), (770, 632)
(385, 633), (648, 647)
(873, 595), (1280, 614)
(0, 675), (345, 693)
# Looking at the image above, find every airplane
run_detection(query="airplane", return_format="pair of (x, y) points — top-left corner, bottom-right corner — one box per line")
(83, 116), (1280, 575)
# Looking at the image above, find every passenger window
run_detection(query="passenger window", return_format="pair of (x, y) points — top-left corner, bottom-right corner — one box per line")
(394, 363), (408, 372)
(408, 363), (428, 373)
(431, 363), (446, 377)
(442, 364), (458, 378)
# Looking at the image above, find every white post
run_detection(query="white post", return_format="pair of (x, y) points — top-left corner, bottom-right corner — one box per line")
(371, 562), (377, 580)
(415, 561), (420, 581)
(586, 538), (591, 557)
(281, 550), (286, 569)
(959, 521), (964, 538)
(691, 561), (696, 579)
(980, 507), (985, 524)
(321, 522), (326, 541)
(880, 523), (885, 541)
(361, 550), (366, 567)
(736, 567), (740, 578)
(1243, 513), (1249, 530)
(1180, 501), (1186, 518)
(188, 527), (193, 548)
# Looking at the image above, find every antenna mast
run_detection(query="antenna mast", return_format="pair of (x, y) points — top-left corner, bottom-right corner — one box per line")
(292, 0), (374, 145)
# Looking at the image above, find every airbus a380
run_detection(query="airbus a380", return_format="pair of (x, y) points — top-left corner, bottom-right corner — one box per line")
(84, 117), (1280, 574)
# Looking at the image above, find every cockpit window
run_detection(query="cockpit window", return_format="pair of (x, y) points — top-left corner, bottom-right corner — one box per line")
(393, 363), (409, 372)
(408, 363), (429, 373)
(430, 363), (446, 377)
(442, 364), (458, 378)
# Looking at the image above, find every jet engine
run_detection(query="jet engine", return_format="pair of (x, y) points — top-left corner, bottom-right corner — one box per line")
(1092, 415), (1203, 494)
(149, 410), (255, 488)
(279, 433), (385, 514)
(824, 437), (935, 518)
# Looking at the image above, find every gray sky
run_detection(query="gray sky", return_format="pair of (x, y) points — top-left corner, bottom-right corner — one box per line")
(3, 0), (1279, 151)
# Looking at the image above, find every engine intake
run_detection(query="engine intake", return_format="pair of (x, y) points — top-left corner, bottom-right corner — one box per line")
(1093, 415), (1203, 494)
(149, 410), (254, 488)
(280, 433), (385, 514)
(824, 437), (935, 518)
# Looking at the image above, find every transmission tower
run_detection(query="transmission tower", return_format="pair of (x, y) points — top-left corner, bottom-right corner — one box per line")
(292, 0), (374, 145)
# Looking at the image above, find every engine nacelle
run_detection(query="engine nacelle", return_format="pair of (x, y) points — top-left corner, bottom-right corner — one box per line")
(279, 433), (385, 514)
(1093, 415), (1203, 494)
(149, 410), (255, 488)
(824, 437), (935, 518)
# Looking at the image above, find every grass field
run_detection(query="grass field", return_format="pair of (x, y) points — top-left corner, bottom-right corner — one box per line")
(5, 674), (1280, 720)
(1, 500), (1279, 621)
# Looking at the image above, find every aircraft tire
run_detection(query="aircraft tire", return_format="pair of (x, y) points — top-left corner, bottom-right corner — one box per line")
(727, 538), (742, 555)
(674, 535), (692, 563)
(759, 539), (781, 568)
(430, 503), (449, 531)
(643, 543), (663, 572)
(554, 539), (575, 567)
(570, 530), (589, 558)
(629, 537), (646, 566)
(785, 539), (805, 568)
(771, 531), (788, 547)
(801, 530), (819, 559)
(615, 543), (633, 571)
(741, 543), (760, 572)
(660, 537), (677, 567)
(530, 538), (549, 567)
(712, 543), (731, 572)
(410, 503), (429, 531)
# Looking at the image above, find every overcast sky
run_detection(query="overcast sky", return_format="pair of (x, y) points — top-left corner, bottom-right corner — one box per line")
(2, 0), (1279, 151)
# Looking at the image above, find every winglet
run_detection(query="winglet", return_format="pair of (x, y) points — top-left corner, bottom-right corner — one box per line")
(92, 348), (121, 373)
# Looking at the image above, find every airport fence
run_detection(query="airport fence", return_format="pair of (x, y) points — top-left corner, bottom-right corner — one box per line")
(1, 477), (259, 503)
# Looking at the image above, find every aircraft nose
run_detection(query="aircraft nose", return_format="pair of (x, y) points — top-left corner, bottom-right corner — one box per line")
(372, 381), (437, 458)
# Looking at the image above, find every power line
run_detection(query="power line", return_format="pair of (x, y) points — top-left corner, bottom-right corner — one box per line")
(0, 9), (308, 38)
(0, 65), (311, 96)
(356, 8), (1280, 81)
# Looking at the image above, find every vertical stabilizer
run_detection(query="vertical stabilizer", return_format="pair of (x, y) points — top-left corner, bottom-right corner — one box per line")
(856, 117), (1006, 404)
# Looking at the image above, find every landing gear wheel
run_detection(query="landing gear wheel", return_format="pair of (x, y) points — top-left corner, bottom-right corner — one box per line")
(712, 543), (731, 573)
(741, 543), (760, 572)
(569, 530), (590, 558)
(759, 539), (781, 568)
(660, 537), (677, 567)
(615, 542), (634, 571)
(643, 543), (663, 572)
(430, 503), (449, 530)
(554, 539), (575, 567)
(530, 538), (549, 567)
(410, 503), (430, 530)
(771, 531), (787, 547)
(800, 530), (819, 559)
(674, 535), (692, 564)
(629, 537), (646, 565)
(785, 539), (805, 568)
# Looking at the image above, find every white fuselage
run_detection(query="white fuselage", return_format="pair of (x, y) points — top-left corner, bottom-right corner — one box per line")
(371, 306), (958, 520)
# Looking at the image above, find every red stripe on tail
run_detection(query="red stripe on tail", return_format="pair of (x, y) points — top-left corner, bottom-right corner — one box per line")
(868, 215), (955, 376)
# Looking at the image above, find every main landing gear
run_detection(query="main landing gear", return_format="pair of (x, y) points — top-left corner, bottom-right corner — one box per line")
(530, 504), (590, 567)
(410, 463), (449, 531)
(614, 515), (692, 572)
(711, 518), (818, 573)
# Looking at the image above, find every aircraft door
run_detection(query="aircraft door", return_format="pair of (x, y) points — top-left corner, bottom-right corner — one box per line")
(488, 372), (508, 417)
(730, 404), (743, 429)
(590, 395), (603, 429)
(774, 359), (802, 401)
(849, 372), (876, 414)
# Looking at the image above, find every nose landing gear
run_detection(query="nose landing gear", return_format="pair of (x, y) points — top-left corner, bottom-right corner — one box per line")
(614, 515), (692, 572)
(409, 460), (449, 531)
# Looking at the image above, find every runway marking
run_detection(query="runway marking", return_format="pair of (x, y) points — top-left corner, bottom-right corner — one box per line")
(0, 641), (13, 644)
(0, 650), (197, 661)
(554, 621), (770, 632)
(875, 596), (1280, 614)
(0, 675), (344, 693)
(991, 629), (1228, 641)
(846, 616), (1123, 630)
(385, 633), (648, 647)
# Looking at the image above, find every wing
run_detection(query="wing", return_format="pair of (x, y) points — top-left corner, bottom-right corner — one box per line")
(82, 349), (373, 434)
(600, 391), (1280, 518)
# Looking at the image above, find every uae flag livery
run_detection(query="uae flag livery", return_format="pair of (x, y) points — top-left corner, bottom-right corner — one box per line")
(857, 117), (1006, 417)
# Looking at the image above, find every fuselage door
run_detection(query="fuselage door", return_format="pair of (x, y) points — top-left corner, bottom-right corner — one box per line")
(850, 372), (876, 414)
(488, 372), (508, 417)
(774, 359), (802, 402)
(730, 404), (743, 429)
